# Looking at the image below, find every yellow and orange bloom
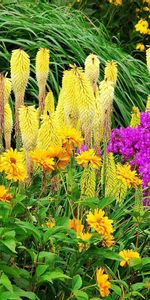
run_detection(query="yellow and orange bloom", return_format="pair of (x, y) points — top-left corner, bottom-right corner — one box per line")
(119, 249), (140, 267)
(0, 148), (27, 182)
(45, 219), (55, 228)
(87, 209), (114, 236)
(116, 163), (143, 189)
(96, 268), (110, 297)
(61, 127), (83, 153)
(30, 149), (55, 172)
(45, 146), (70, 169)
(76, 149), (101, 169)
(69, 218), (84, 236)
(0, 185), (12, 202)
(102, 234), (115, 248)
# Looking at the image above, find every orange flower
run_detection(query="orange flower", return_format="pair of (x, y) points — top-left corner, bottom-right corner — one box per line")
(96, 268), (110, 297)
(69, 218), (84, 235)
(0, 185), (12, 202)
(30, 149), (55, 172)
(31, 146), (70, 171)
(46, 146), (70, 169)
(102, 234), (115, 248)
(76, 149), (101, 169)
(46, 219), (55, 228)
(119, 249), (140, 267)
(61, 127), (83, 153)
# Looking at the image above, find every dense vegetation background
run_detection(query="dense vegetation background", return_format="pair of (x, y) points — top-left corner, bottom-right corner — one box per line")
(0, 0), (149, 127)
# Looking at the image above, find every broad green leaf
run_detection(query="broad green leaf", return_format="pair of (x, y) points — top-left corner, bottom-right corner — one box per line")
(128, 258), (142, 267)
(38, 251), (57, 265)
(13, 285), (38, 300)
(0, 265), (19, 279)
(56, 216), (69, 226)
(39, 271), (71, 283)
(0, 273), (13, 292)
(3, 231), (15, 239)
(110, 284), (121, 296)
(0, 291), (21, 300)
(74, 290), (89, 300)
(141, 257), (150, 266)
(72, 275), (82, 291)
(44, 226), (76, 243)
(36, 265), (49, 278)
(86, 248), (121, 261)
(131, 282), (145, 291)
(15, 220), (41, 241)
(0, 239), (16, 254)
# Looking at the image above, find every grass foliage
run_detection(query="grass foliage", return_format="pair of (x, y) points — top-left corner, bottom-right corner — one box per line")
(0, 1), (149, 126)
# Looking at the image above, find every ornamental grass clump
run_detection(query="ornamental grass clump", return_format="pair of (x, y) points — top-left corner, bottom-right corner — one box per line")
(0, 46), (149, 300)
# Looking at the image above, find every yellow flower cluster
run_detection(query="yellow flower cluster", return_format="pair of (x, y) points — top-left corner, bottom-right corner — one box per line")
(135, 19), (150, 35)
(0, 148), (27, 182)
(96, 268), (110, 297)
(0, 185), (12, 203)
(136, 43), (145, 52)
(31, 146), (70, 172)
(76, 149), (101, 169)
(107, 0), (122, 5)
(61, 127), (83, 153)
(119, 249), (140, 267)
(87, 209), (114, 247)
(116, 163), (143, 189)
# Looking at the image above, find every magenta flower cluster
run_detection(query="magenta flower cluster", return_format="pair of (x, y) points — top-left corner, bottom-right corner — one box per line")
(108, 112), (150, 205)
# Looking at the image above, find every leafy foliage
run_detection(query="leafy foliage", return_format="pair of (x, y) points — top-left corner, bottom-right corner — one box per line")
(0, 2), (149, 126)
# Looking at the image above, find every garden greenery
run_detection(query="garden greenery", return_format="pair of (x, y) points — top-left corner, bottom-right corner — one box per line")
(0, 2), (150, 127)
(0, 45), (149, 300)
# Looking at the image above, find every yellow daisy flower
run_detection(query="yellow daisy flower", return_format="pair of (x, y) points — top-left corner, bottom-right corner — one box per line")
(30, 149), (55, 172)
(119, 249), (140, 267)
(87, 209), (114, 236)
(76, 149), (101, 169)
(96, 268), (110, 297)
(0, 185), (12, 202)
(46, 146), (70, 169)
(116, 163), (143, 189)
(0, 148), (27, 182)
(61, 127), (83, 153)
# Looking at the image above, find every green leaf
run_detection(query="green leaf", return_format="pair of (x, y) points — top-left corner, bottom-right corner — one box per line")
(13, 285), (38, 300)
(98, 197), (116, 209)
(38, 251), (57, 265)
(131, 282), (145, 291)
(39, 271), (71, 284)
(72, 275), (82, 291)
(56, 216), (69, 227)
(0, 239), (16, 254)
(15, 220), (41, 241)
(44, 226), (76, 243)
(86, 248), (121, 261)
(0, 273), (13, 292)
(0, 265), (19, 279)
(36, 265), (49, 278)
(110, 284), (121, 296)
(0, 291), (21, 300)
(128, 258), (141, 267)
(141, 257), (150, 266)
(74, 290), (89, 300)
